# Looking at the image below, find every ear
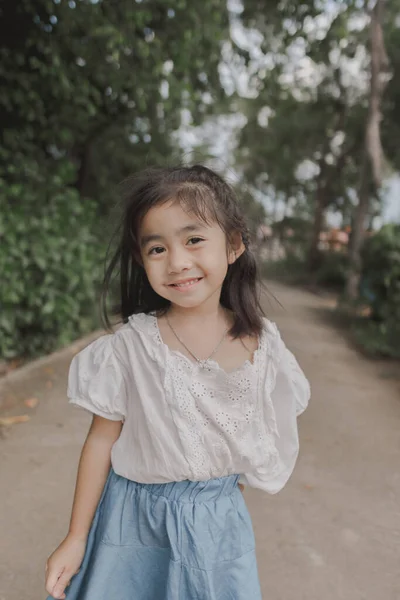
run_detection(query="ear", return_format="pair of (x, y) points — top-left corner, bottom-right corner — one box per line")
(227, 232), (246, 265)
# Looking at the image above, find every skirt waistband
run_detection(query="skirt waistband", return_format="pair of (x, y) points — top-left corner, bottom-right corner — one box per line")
(110, 469), (240, 503)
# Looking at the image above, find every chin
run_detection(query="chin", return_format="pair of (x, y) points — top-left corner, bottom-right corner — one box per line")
(170, 298), (204, 308)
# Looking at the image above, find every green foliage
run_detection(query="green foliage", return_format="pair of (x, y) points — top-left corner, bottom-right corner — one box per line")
(344, 224), (400, 358)
(260, 249), (347, 290)
(260, 254), (308, 285)
(234, 1), (400, 360)
(0, 0), (230, 204)
(379, 0), (400, 172)
(0, 160), (104, 359)
(235, 186), (267, 237)
(314, 251), (348, 289)
(361, 224), (400, 324)
(0, 0), (231, 360)
(234, 0), (368, 275)
(352, 320), (400, 359)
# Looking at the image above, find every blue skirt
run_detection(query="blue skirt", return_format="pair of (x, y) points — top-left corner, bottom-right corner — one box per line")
(47, 469), (262, 600)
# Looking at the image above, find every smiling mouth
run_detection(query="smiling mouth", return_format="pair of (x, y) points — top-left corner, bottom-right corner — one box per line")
(168, 277), (203, 288)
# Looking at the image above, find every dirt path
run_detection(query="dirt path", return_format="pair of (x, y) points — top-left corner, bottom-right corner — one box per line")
(1, 282), (399, 600)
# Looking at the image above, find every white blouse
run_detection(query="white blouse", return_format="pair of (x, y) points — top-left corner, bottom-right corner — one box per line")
(68, 313), (310, 494)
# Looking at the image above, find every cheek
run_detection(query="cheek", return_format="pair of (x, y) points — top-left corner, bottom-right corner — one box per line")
(143, 260), (162, 284)
(204, 250), (229, 276)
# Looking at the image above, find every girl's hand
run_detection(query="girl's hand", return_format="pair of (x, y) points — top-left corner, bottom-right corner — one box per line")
(45, 534), (86, 599)
(238, 482), (244, 493)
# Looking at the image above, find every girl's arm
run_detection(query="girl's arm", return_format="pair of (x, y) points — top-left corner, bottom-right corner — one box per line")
(68, 415), (122, 539)
(45, 415), (122, 599)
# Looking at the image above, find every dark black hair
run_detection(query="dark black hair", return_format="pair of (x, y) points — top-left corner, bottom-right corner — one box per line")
(101, 164), (265, 338)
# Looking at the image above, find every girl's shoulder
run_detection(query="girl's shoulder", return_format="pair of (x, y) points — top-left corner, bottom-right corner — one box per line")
(261, 316), (280, 337)
(260, 316), (282, 352)
(124, 311), (159, 337)
(114, 312), (163, 364)
(97, 312), (158, 345)
(72, 312), (155, 364)
(68, 313), (161, 400)
(258, 317), (297, 367)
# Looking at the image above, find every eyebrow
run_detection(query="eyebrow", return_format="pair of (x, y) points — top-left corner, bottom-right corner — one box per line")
(140, 224), (207, 248)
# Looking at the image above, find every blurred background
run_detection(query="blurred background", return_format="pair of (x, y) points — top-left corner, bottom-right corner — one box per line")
(1, 0), (399, 365)
(1, 3), (400, 599)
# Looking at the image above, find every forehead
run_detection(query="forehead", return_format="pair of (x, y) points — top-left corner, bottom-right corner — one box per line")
(139, 200), (221, 242)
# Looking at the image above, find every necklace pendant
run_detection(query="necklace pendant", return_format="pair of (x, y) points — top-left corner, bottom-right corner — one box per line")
(165, 312), (229, 371)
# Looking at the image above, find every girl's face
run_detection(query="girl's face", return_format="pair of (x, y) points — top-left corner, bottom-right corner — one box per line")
(139, 200), (244, 311)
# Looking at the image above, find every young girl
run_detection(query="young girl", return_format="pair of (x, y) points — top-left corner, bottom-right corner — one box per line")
(44, 164), (310, 600)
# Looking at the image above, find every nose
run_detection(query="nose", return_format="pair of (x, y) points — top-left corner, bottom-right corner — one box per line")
(167, 246), (192, 274)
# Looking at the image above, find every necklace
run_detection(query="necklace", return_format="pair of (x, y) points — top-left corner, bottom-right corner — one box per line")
(165, 313), (229, 368)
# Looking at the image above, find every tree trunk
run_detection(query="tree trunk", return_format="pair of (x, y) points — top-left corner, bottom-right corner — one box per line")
(307, 99), (351, 273)
(344, 0), (389, 301)
(345, 155), (370, 299)
(308, 184), (326, 272)
(366, 0), (389, 189)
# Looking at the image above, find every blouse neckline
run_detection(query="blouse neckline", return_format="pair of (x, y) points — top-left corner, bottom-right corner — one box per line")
(130, 312), (265, 377)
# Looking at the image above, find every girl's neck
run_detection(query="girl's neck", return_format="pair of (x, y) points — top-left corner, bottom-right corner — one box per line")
(166, 303), (232, 329)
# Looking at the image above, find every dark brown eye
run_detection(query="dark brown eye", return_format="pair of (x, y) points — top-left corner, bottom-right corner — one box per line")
(148, 246), (165, 255)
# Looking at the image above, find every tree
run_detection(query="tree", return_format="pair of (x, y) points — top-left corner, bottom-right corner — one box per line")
(345, 0), (390, 300)
(0, 0), (230, 202)
(0, 0), (232, 359)
(234, 1), (367, 269)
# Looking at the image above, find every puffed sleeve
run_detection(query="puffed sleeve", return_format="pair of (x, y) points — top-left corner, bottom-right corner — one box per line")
(67, 335), (127, 421)
(240, 331), (310, 494)
(279, 344), (310, 417)
(267, 341), (310, 487)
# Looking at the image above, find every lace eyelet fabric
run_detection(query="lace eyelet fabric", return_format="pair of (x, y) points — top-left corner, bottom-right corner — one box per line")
(132, 313), (282, 481)
(69, 312), (310, 493)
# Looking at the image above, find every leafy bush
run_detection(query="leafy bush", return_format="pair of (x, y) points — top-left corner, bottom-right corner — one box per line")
(260, 254), (308, 284)
(361, 224), (400, 321)
(357, 224), (400, 357)
(314, 251), (348, 290)
(260, 249), (348, 290)
(0, 159), (105, 359)
(352, 319), (400, 359)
